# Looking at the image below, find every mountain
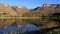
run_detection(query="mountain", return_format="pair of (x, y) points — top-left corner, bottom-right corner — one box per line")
(0, 4), (29, 17)
(0, 4), (17, 16)
(1, 3), (60, 16)
(12, 6), (29, 14)
(31, 4), (60, 16)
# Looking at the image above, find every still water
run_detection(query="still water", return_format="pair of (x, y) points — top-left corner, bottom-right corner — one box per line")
(0, 24), (43, 34)
(0, 18), (59, 34)
(0, 18), (43, 34)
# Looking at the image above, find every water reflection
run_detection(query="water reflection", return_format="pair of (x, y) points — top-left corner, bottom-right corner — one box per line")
(0, 18), (59, 34)
(0, 18), (59, 28)
(0, 18), (28, 28)
(0, 24), (43, 34)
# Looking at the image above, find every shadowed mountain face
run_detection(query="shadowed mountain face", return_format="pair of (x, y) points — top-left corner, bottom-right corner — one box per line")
(31, 4), (60, 16)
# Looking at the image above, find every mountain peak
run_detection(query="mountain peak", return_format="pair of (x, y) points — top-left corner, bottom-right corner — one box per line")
(0, 4), (9, 6)
(17, 6), (27, 9)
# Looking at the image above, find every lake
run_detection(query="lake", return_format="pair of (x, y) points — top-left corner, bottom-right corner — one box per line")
(0, 17), (59, 34)
(0, 18), (44, 34)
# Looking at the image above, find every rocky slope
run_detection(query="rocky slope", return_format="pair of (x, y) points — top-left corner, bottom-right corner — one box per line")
(0, 4), (17, 16)
(0, 4), (29, 17)
(12, 6), (29, 14)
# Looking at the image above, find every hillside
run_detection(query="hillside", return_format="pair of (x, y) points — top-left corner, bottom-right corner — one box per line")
(12, 6), (29, 14)
(0, 3), (60, 17)
(0, 4), (29, 17)
(0, 4), (17, 17)
(31, 4), (60, 15)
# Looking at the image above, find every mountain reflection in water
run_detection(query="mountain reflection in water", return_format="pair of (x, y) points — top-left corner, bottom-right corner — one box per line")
(0, 24), (43, 34)
(0, 17), (59, 34)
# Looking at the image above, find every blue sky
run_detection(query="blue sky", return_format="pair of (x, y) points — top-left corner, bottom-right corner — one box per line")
(0, 0), (60, 9)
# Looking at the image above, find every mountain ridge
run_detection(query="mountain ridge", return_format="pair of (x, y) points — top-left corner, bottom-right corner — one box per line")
(0, 3), (60, 17)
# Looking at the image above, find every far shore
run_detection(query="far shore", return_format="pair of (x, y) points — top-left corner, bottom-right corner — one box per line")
(0, 17), (42, 19)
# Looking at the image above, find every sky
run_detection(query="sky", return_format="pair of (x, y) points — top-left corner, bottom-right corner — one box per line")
(0, 0), (60, 9)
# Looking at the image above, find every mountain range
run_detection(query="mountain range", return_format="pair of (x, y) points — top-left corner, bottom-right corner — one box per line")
(0, 3), (60, 17)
